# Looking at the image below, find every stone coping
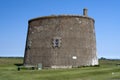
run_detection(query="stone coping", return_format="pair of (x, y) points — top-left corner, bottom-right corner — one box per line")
(28, 15), (95, 23)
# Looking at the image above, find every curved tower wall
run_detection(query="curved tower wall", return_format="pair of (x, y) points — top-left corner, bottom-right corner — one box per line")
(24, 9), (98, 68)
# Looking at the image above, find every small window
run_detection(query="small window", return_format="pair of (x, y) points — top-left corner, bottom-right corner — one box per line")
(52, 37), (61, 48)
(55, 39), (59, 47)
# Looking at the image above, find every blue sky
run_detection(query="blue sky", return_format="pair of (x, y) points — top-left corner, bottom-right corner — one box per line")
(0, 0), (120, 58)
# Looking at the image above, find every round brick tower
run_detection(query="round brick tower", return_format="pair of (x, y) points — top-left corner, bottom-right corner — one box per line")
(24, 8), (98, 68)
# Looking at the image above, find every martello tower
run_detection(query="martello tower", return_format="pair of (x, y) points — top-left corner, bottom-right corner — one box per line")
(24, 8), (98, 68)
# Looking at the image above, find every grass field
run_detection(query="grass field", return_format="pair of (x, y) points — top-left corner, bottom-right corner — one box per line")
(0, 58), (120, 80)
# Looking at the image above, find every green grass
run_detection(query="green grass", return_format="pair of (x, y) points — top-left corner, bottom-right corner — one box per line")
(0, 58), (120, 80)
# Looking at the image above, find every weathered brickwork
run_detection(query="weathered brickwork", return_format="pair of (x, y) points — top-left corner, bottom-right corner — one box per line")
(24, 9), (98, 68)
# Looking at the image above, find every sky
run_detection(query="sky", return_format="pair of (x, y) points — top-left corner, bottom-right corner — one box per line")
(0, 0), (120, 59)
